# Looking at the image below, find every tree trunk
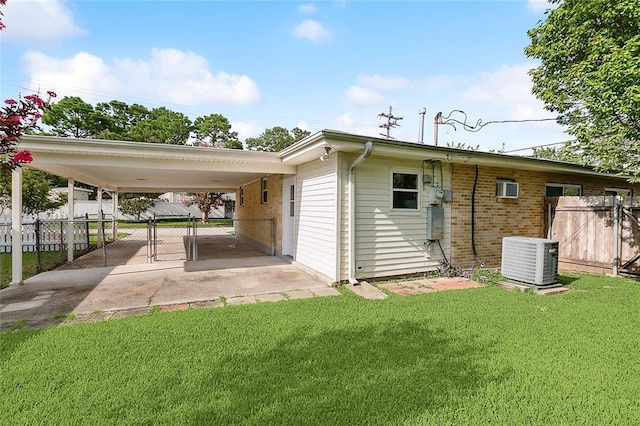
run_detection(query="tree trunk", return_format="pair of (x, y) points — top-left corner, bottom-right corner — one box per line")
(201, 210), (208, 223)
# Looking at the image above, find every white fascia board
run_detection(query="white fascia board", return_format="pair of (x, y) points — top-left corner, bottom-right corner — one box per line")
(19, 135), (296, 174)
(282, 130), (626, 180)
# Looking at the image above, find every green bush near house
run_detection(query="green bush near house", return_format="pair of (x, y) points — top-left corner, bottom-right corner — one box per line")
(1, 274), (639, 424)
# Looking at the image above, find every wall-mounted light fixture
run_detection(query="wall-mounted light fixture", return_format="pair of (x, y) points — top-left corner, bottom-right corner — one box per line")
(320, 146), (331, 162)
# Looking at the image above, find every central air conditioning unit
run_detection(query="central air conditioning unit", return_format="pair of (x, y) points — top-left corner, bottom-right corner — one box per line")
(501, 237), (559, 288)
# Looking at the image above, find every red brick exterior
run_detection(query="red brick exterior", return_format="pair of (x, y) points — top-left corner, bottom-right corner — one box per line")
(234, 175), (284, 255)
(450, 164), (640, 268)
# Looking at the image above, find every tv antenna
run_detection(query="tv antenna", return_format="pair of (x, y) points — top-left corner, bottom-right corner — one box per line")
(377, 106), (403, 139)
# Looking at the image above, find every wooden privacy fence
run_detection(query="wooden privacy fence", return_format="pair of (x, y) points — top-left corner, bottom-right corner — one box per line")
(546, 196), (640, 275)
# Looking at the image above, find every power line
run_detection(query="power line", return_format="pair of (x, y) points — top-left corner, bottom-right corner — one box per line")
(503, 140), (574, 154)
(433, 109), (561, 145)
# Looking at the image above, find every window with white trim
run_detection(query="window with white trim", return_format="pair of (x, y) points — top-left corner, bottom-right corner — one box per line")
(289, 184), (295, 217)
(545, 183), (582, 196)
(605, 187), (632, 197)
(261, 178), (268, 204)
(496, 179), (519, 198)
(391, 171), (419, 210)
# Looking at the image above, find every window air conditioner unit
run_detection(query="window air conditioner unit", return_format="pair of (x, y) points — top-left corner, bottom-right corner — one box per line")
(496, 181), (519, 198)
(501, 237), (559, 288)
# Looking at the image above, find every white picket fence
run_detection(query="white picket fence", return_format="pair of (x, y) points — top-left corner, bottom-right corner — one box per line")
(0, 218), (89, 253)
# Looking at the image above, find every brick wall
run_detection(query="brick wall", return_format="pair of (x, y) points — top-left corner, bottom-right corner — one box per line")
(450, 164), (640, 268)
(234, 174), (284, 255)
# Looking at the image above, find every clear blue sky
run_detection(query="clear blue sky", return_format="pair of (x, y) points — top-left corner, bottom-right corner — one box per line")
(1, 0), (566, 152)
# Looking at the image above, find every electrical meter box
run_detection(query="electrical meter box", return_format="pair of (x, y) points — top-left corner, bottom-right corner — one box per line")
(426, 206), (444, 240)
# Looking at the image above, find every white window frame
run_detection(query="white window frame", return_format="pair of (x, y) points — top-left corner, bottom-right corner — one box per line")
(496, 179), (519, 199)
(261, 178), (268, 204)
(390, 169), (421, 212)
(605, 187), (632, 197)
(545, 183), (582, 196)
(289, 184), (295, 217)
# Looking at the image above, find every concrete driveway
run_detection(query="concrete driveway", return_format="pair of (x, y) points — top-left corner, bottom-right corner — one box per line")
(0, 256), (339, 331)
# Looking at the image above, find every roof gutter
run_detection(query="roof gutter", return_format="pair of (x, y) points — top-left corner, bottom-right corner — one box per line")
(348, 140), (373, 285)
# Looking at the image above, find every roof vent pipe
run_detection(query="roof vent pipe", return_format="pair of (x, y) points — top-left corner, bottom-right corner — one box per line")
(348, 141), (373, 285)
(418, 107), (426, 144)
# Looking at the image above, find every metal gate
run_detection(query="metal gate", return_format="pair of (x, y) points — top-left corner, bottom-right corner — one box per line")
(146, 215), (198, 263)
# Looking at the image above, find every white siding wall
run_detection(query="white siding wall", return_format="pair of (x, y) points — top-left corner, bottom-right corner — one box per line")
(339, 155), (452, 280)
(295, 156), (339, 281)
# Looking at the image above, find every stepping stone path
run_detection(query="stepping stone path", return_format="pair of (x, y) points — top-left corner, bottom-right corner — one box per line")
(377, 277), (483, 295)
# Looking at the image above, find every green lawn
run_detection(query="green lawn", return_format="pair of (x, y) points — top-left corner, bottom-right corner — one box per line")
(0, 251), (67, 288)
(1, 274), (639, 424)
(0, 233), (129, 289)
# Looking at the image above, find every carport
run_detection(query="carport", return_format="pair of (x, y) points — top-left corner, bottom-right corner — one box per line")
(8, 135), (297, 285)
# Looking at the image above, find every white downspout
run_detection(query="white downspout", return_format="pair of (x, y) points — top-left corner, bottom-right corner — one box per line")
(348, 141), (373, 285)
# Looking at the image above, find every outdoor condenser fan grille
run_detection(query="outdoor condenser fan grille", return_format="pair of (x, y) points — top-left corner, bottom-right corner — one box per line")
(501, 237), (559, 286)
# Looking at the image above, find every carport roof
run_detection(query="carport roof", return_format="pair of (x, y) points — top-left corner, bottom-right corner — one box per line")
(19, 135), (297, 192)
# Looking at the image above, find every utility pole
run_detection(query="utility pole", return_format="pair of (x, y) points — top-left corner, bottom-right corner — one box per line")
(377, 106), (403, 139)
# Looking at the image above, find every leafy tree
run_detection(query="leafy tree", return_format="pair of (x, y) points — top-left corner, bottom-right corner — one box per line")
(43, 96), (111, 138)
(0, 168), (67, 215)
(193, 114), (241, 149)
(446, 141), (479, 151)
(95, 100), (150, 140)
(291, 126), (311, 142)
(531, 143), (582, 163)
(118, 193), (158, 220)
(245, 126), (310, 152)
(126, 107), (193, 144)
(526, 0), (640, 181)
(183, 192), (225, 222)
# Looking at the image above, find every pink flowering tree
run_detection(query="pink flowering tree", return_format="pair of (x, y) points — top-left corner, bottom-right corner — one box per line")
(0, 0), (56, 171)
(183, 192), (227, 222)
(1, 91), (56, 172)
(0, 0), (6, 32)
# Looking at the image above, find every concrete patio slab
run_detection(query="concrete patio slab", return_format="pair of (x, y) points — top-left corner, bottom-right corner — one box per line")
(0, 255), (335, 331)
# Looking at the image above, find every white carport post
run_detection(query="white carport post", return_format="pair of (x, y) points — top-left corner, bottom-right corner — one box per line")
(67, 178), (75, 262)
(96, 187), (103, 246)
(10, 167), (23, 286)
(112, 191), (118, 240)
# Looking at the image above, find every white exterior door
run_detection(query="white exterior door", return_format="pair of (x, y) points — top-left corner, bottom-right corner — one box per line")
(282, 176), (296, 257)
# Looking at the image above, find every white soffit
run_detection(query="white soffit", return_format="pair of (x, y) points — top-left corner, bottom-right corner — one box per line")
(18, 135), (296, 192)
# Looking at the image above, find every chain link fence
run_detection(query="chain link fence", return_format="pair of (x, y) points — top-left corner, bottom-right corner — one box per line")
(1, 215), (274, 287)
(0, 217), (93, 282)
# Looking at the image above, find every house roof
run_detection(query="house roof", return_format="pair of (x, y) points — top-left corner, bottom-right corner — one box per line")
(281, 130), (621, 178)
(17, 130), (628, 193)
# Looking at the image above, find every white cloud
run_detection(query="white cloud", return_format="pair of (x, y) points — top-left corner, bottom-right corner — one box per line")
(345, 86), (383, 105)
(356, 73), (410, 91)
(334, 112), (378, 137)
(293, 19), (331, 44)
(231, 121), (261, 141)
(23, 48), (261, 106)
(527, 0), (554, 13)
(344, 73), (411, 105)
(461, 63), (544, 116)
(336, 113), (354, 127)
(297, 3), (317, 14)
(2, 0), (85, 44)
(294, 121), (310, 131)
